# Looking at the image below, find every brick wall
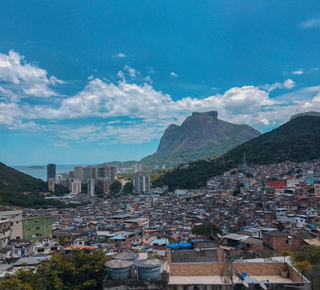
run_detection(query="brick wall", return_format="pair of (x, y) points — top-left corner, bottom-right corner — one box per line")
(166, 248), (226, 277)
(169, 263), (224, 276)
(232, 262), (283, 276)
(288, 265), (308, 283)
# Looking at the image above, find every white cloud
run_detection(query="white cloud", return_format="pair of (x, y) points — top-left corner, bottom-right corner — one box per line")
(299, 17), (320, 29)
(170, 72), (178, 78)
(1, 57), (320, 144)
(53, 141), (69, 147)
(0, 50), (62, 99)
(292, 70), (304, 75)
(124, 65), (137, 78)
(261, 79), (295, 92)
(113, 53), (126, 58)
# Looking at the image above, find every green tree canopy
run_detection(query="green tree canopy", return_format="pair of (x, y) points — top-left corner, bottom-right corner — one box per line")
(0, 249), (110, 290)
(110, 180), (122, 194)
(191, 223), (222, 238)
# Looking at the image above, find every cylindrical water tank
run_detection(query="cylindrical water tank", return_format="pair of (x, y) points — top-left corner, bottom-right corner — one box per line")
(135, 259), (162, 280)
(105, 260), (133, 280)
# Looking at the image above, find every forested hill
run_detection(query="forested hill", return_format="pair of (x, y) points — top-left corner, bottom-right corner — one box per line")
(152, 115), (320, 190)
(0, 162), (68, 208)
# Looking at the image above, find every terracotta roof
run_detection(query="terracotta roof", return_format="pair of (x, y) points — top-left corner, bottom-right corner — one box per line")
(63, 245), (98, 251)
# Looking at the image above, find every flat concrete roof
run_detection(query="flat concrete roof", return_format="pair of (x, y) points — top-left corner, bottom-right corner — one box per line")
(169, 276), (229, 285)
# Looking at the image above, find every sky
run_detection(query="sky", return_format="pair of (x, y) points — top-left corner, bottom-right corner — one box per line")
(1, 1), (320, 165)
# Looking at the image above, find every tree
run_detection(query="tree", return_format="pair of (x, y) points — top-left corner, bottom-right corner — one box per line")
(293, 245), (320, 265)
(294, 261), (312, 282)
(292, 245), (320, 288)
(0, 250), (111, 290)
(110, 180), (122, 194)
(281, 250), (293, 266)
(123, 182), (133, 195)
(191, 223), (222, 238)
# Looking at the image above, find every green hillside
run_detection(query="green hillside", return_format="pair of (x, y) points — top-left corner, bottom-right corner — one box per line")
(152, 115), (320, 190)
(0, 162), (69, 208)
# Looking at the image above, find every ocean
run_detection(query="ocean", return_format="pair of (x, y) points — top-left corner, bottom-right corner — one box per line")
(12, 164), (91, 181)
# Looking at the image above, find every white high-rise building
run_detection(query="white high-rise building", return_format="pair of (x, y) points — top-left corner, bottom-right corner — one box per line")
(55, 174), (63, 185)
(71, 179), (81, 194)
(87, 178), (95, 197)
(133, 173), (150, 193)
(48, 178), (55, 193)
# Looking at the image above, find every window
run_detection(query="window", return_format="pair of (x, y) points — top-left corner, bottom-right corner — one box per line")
(36, 227), (40, 230)
(38, 248), (45, 253)
(27, 228), (30, 231)
(285, 239), (293, 245)
(34, 220), (39, 223)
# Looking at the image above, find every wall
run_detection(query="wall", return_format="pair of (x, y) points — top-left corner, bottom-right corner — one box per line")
(0, 210), (23, 240)
(232, 262), (283, 276)
(167, 248), (225, 277)
(23, 216), (52, 241)
(169, 263), (224, 276)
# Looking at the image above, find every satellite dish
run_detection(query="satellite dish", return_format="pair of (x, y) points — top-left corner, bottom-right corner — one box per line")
(234, 269), (249, 288)
(217, 233), (222, 238)
(235, 269), (245, 280)
(259, 281), (267, 290)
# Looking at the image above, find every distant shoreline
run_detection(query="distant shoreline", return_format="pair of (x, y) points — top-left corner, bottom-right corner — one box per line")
(27, 165), (45, 169)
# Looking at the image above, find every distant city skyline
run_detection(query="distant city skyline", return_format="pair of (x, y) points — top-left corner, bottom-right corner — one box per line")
(1, 1), (320, 165)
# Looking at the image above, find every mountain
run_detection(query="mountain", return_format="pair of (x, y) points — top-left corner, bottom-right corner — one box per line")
(141, 111), (260, 168)
(290, 111), (320, 121)
(0, 162), (68, 208)
(152, 115), (320, 190)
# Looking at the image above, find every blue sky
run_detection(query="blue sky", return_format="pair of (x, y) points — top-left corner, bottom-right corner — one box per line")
(1, 1), (320, 165)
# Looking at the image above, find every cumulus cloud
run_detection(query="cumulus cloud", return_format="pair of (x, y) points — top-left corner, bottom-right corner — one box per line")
(113, 53), (126, 58)
(1, 55), (320, 145)
(124, 65), (137, 78)
(292, 70), (304, 75)
(0, 50), (62, 100)
(261, 79), (295, 92)
(299, 17), (320, 29)
(170, 72), (178, 78)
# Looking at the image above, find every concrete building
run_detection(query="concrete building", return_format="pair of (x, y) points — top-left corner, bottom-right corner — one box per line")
(55, 174), (63, 185)
(0, 220), (12, 247)
(87, 178), (95, 197)
(47, 164), (56, 182)
(0, 210), (23, 240)
(71, 179), (81, 194)
(133, 173), (150, 193)
(48, 177), (55, 193)
(23, 215), (52, 241)
(74, 166), (85, 182)
(74, 165), (116, 183)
